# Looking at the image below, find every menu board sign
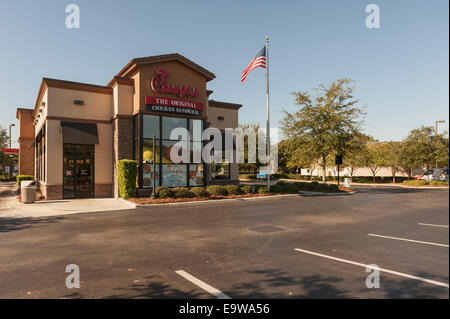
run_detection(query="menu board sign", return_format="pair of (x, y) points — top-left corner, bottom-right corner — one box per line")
(142, 163), (159, 188)
(162, 164), (187, 187)
(189, 164), (204, 186)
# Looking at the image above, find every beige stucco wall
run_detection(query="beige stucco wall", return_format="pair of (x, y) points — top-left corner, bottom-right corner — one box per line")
(45, 119), (63, 185)
(95, 123), (113, 184)
(34, 89), (48, 136)
(47, 87), (113, 120)
(208, 106), (238, 130)
(113, 84), (134, 116)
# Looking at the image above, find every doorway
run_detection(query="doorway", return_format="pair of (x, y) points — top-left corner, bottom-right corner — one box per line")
(63, 144), (94, 198)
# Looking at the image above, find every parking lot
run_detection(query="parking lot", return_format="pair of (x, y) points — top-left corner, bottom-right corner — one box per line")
(0, 185), (448, 298)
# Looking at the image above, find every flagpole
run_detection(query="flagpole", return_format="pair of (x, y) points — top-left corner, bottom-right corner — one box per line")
(265, 36), (270, 190)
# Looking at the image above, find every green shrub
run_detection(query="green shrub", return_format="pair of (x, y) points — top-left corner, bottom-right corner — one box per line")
(327, 184), (339, 192)
(309, 181), (320, 190)
(190, 187), (208, 197)
(206, 185), (227, 196)
(270, 184), (284, 193)
(172, 187), (193, 198)
(282, 183), (299, 193)
(16, 175), (34, 187)
(402, 180), (428, 186)
(315, 183), (329, 191)
(429, 180), (449, 186)
(156, 186), (174, 198)
(224, 185), (240, 195)
(239, 185), (253, 194)
(293, 182), (308, 190)
(118, 160), (138, 198)
(258, 186), (270, 194)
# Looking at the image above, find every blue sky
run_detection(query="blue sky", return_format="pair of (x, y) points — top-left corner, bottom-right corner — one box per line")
(0, 0), (448, 147)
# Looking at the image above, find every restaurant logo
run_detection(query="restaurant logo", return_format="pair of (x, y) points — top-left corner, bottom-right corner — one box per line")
(151, 68), (199, 98)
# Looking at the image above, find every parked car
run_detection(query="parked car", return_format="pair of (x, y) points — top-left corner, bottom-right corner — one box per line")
(414, 168), (449, 181)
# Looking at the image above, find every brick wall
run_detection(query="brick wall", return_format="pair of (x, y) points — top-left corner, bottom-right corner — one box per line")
(113, 116), (134, 198)
(18, 137), (34, 176)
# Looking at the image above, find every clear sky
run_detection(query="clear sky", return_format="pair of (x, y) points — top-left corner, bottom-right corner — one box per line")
(0, 0), (448, 147)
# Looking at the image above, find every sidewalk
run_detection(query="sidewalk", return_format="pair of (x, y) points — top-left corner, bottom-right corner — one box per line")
(0, 182), (134, 218)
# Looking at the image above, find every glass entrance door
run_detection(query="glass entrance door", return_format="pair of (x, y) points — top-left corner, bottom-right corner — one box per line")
(63, 144), (94, 198)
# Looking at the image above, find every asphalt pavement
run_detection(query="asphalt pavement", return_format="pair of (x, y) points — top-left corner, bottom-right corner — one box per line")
(0, 185), (448, 298)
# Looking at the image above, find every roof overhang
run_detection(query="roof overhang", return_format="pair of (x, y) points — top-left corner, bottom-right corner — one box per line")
(115, 53), (216, 82)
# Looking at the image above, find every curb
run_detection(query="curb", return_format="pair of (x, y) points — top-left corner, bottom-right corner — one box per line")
(396, 185), (449, 190)
(128, 194), (301, 208)
(299, 190), (356, 196)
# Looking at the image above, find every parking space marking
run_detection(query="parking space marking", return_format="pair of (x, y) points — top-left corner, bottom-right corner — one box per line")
(175, 270), (231, 299)
(418, 223), (449, 228)
(368, 233), (449, 248)
(294, 248), (449, 288)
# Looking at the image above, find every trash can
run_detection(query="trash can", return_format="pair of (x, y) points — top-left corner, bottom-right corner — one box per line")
(21, 180), (36, 204)
(344, 178), (351, 188)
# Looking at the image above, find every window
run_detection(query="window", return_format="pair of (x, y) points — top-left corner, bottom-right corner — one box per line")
(211, 160), (230, 180)
(142, 139), (160, 163)
(137, 114), (204, 188)
(162, 117), (187, 140)
(143, 114), (160, 138)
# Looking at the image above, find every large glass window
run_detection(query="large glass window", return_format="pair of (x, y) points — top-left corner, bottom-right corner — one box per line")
(142, 139), (160, 163)
(211, 160), (230, 180)
(189, 119), (203, 142)
(162, 117), (187, 140)
(143, 114), (160, 138)
(137, 114), (204, 188)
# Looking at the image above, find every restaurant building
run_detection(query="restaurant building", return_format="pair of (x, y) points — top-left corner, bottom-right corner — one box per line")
(16, 54), (242, 199)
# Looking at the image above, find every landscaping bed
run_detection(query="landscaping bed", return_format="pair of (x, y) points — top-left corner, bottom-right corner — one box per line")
(124, 182), (353, 205)
(401, 180), (449, 187)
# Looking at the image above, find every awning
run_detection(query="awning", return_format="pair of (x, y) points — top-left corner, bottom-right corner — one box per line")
(61, 121), (99, 145)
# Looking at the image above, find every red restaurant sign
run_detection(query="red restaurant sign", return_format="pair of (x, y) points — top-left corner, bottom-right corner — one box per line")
(1, 148), (19, 154)
(144, 96), (203, 111)
(151, 68), (199, 98)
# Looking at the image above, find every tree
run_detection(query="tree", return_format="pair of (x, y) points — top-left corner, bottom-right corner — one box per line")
(400, 126), (449, 179)
(342, 133), (373, 178)
(363, 141), (387, 182)
(383, 141), (403, 183)
(0, 127), (10, 167)
(281, 78), (365, 183)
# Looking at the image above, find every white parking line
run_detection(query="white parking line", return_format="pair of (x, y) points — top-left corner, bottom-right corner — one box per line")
(294, 248), (449, 288)
(368, 233), (449, 248)
(175, 270), (231, 299)
(418, 223), (449, 228)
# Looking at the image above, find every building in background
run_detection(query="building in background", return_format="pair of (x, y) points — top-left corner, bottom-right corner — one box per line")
(16, 54), (242, 199)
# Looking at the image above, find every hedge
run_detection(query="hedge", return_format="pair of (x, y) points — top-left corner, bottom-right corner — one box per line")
(258, 186), (270, 194)
(224, 185), (240, 195)
(172, 187), (193, 198)
(239, 185), (253, 194)
(190, 187), (208, 197)
(270, 184), (283, 193)
(402, 180), (448, 186)
(156, 186), (174, 198)
(118, 159), (137, 198)
(206, 185), (227, 196)
(16, 175), (34, 187)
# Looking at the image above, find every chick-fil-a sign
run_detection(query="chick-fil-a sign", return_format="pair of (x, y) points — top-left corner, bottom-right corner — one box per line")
(151, 68), (199, 98)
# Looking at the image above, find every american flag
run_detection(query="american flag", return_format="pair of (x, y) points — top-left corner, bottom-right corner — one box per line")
(241, 46), (266, 84)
